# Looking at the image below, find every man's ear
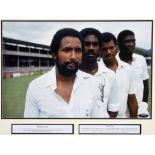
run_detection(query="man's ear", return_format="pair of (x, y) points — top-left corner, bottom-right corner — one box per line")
(52, 52), (56, 60)
(116, 45), (119, 54)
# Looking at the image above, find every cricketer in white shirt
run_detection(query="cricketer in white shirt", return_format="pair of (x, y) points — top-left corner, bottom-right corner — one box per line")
(115, 56), (136, 118)
(95, 59), (121, 114)
(24, 66), (109, 118)
(130, 53), (150, 116)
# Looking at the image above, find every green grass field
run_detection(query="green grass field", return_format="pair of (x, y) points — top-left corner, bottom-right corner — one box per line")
(2, 74), (40, 118)
(1, 68), (152, 118)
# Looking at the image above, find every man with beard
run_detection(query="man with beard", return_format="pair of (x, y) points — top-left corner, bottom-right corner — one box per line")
(24, 28), (109, 118)
(101, 32), (138, 118)
(79, 28), (121, 118)
(117, 30), (150, 118)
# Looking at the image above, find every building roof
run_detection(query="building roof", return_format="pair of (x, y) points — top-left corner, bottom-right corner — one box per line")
(2, 37), (50, 50)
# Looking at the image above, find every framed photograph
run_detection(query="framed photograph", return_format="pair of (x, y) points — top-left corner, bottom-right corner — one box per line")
(0, 20), (154, 134)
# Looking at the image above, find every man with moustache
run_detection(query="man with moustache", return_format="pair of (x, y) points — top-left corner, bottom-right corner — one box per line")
(117, 30), (150, 118)
(79, 28), (102, 75)
(79, 28), (121, 118)
(100, 32), (138, 118)
(24, 28), (109, 118)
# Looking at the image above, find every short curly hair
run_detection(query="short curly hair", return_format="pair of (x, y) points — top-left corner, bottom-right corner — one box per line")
(80, 28), (102, 47)
(117, 30), (135, 46)
(50, 28), (83, 55)
(101, 32), (117, 45)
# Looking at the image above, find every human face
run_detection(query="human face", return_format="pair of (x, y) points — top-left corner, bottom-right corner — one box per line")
(55, 36), (82, 76)
(100, 40), (117, 64)
(121, 35), (136, 53)
(83, 34), (99, 62)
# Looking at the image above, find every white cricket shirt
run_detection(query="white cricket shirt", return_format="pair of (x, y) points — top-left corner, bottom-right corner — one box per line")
(95, 60), (121, 112)
(115, 56), (136, 118)
(24, 66), (109, 118)
(130, 53), (149, 104)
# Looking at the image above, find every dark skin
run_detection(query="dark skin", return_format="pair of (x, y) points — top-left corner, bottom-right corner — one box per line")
(79, 34), (99, 75)
(100, 39), (138, 118)
(80, 61), (98, 75)
(119, 34), (149, 103)
(108, 111), (118, 118)
(143, 79), (149, 102)
(54, 36), (82, 103)
(127, 94), (138, 118)
(55, 72), (75, 103)
(80, 35), (119, 118)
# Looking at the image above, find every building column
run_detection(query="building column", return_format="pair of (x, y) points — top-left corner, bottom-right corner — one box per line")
(3, 55), (5, 67)
(47, 59), (48, 67)
(17, 56), (19, 72)
(17, 44), (19, 71)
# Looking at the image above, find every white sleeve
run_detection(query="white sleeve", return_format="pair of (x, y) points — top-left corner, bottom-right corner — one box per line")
(107, 74), (121, 112)
(91, 78), (110, 118)
(24, 83), (40, 118)
(142, 57), (149, 80)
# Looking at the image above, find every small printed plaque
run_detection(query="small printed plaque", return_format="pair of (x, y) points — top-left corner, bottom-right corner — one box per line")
(12, 124), (74, 134)
(79, 124), (141, 134)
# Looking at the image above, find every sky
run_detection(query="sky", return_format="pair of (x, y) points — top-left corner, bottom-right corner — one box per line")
(2, 21), (152, 50)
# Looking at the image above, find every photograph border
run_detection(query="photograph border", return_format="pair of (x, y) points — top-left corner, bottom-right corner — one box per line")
(11, 124), (74, 134)
(79, 124), (141, 135)
(1, 20), (153, 120)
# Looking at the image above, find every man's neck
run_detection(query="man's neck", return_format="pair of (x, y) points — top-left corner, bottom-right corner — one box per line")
(104, 58), (118, 72)
(55, 69), (76, 104)
(56, 69), (76, 83)
(80, 60), (98, 75)
(119, 50), (133, 64)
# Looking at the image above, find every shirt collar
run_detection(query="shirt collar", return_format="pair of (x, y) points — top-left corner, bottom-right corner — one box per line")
(132, 53), (136, 62)
(72, 69), (93, 92)
(44, 66), (57, 89)
(44, 66), (92, 90)
(117, 51), (136, 63)
(95, 59), (112, 76)
(116, 56), (124, 70)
